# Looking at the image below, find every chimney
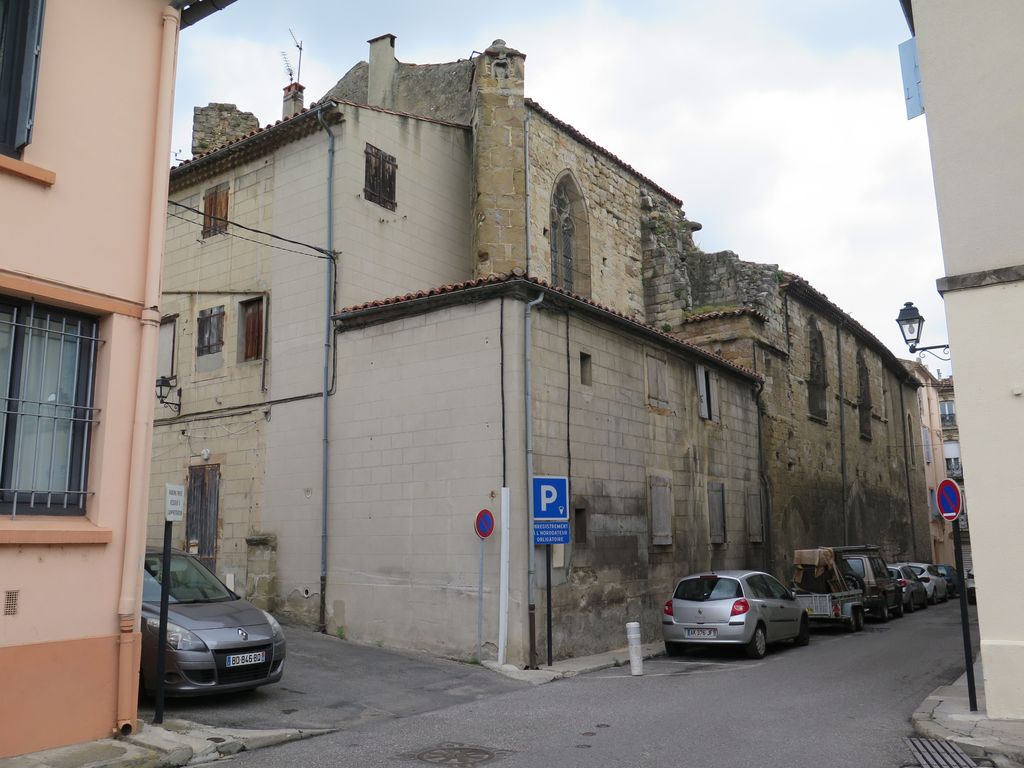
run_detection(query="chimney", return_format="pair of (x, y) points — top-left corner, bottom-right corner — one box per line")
(283, 81), (305, 119)
(367, 33), (397, 108)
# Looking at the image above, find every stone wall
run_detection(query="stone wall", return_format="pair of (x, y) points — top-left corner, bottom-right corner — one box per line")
(192, 103), (259, 157)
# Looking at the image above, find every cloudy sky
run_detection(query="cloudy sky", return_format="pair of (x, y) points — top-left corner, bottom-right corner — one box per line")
(172, 0), (949, 373)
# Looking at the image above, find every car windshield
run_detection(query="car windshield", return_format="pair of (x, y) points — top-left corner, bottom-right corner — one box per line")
(142, 553), (235, 604)
(675, 576), (742, 601)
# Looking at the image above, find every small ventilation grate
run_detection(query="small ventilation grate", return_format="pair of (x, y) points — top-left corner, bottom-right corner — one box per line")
(4, 590), (18, 616)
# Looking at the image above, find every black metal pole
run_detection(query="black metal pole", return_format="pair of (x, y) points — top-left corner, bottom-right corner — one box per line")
(545, 543), (553, 667)
(153, 520), (173, 724)
(952, 521), (978, 712)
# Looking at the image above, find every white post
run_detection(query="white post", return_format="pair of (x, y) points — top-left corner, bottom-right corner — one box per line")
(626, 621), (643, 676)
(498, 487), (510, 665)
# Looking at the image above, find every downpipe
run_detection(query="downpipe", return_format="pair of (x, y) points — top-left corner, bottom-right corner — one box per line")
(115, 5), (180, 736)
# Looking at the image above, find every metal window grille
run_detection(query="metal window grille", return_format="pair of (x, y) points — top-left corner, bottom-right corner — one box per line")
(364, 144), (397, 211)
(196, 305), (224, 356)
(0, 300), (100, 516)
(4, 590), (18, 615)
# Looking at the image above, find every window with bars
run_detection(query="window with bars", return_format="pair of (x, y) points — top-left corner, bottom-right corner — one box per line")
(364, 144), (396, 210)
(0, 299), (100, 515)
(201, 182), (229, 238)
(196, 306), (224, 357)
(239, 298), (263, 362)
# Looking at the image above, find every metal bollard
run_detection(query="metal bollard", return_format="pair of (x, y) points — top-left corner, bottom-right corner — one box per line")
(626, 621), (643, 676)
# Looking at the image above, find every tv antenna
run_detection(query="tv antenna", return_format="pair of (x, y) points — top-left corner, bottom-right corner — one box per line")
(289, 29), (303, 84)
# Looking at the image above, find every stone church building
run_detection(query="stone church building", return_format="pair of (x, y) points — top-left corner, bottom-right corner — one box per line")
(149, 35), (928, 664)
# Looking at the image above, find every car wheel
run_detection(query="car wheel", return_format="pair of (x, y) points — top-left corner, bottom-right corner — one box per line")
(928, 591), (936, 606)
(906, 595), (916, 614)
(744, 624), (767, 659)
(877, 599), (889, 623)
(665, 642), (686, 658)
(794, 616), (811, 646)
(853, 607), (865, 632)
(894, 596), (904, 618)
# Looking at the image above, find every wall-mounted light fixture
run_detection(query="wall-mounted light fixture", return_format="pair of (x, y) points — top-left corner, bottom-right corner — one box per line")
(155, 376), (181, 413)
(896, 302), (951, 361)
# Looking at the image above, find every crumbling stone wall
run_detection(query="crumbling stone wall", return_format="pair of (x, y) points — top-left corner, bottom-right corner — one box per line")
(192, 103), (259, 157)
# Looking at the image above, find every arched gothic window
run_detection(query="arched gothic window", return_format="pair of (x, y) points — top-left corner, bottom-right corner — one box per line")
(549, 174), (591, 296)
(808, 318), (828, 420)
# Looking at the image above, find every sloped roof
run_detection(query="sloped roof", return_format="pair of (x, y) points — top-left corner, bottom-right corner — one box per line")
(334, 272), (761, 384)
(680, 307), (769, 325)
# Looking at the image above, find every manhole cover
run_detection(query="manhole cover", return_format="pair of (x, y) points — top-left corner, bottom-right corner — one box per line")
(403, 742), (513, 767)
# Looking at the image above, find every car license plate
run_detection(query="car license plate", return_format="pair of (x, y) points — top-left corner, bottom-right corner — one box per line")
(685, 628), (717, 639)
(226, 651), (266, 667)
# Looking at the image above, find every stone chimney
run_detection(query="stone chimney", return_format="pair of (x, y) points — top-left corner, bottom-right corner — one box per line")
(367, 33), (397, 108)
(283, 81), (305, 119)
(191, 103), (259, 157)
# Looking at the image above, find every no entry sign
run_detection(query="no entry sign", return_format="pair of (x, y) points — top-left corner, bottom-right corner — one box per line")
(937, 478), (962, 522)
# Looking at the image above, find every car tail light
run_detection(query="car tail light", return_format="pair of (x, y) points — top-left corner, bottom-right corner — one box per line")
(730, 598), (750, 616)
(898, 578), (908, 588)
(663, 599), (674, 617)
(832, 603), (840, 617)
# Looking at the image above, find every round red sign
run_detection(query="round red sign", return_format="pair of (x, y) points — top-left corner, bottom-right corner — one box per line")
(475, 509), (495, 539)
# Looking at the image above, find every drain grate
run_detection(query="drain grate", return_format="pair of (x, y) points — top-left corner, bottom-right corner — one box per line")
(904, 737), (976, 767)
(403, 742), (514, 767)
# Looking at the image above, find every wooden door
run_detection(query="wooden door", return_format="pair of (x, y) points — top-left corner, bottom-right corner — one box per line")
(186, 464), (220, 570)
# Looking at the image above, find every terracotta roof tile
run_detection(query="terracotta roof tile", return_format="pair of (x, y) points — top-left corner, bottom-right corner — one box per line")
(680, 308), (768, 324)
(335, 272), (760, 382)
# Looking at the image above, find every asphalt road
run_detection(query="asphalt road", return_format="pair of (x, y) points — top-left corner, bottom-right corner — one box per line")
(138, 625), (528, 730)
(165, 600), (978, 768)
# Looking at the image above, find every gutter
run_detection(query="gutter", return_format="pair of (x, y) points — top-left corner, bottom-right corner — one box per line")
(115, 5), (180, 737)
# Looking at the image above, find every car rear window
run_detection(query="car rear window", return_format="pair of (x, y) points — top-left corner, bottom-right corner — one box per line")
(845, 558), (866, 578)
(675, 576), (742, 601)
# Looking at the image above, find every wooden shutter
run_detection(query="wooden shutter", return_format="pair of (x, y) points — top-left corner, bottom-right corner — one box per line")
(242, 299), (263, 361)
(649, 473), (673, 546)
(708, 483), (726, 544)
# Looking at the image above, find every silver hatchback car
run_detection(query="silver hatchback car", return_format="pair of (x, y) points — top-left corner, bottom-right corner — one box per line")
(662, 570), (810, 659)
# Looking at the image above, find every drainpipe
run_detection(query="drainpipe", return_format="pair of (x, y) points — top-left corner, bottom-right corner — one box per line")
(316, 108), (336, 633)
(898, 382), (919, 560)
(115, 5), (180, 736)
(836, 323), (848, 546)
(524, 291), (544, 668)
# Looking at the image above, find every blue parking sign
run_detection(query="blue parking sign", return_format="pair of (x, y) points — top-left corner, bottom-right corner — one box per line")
(533, 476), (568, 521)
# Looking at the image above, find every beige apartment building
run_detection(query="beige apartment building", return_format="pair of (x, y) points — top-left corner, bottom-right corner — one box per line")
(0, 0), (226, 757)
(153, 35), (928, 663)
(903, 0), (1024, 718)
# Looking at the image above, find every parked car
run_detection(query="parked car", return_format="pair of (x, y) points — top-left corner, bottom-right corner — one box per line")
(966, 569), (977, 605)
(662, 570), (810, 659)
(831, 546), (902, 621)
(791, 548), (865, 632)
(141, 548), (286, 696)
(889, 565), (927, 613)
(935, 564), (959, 598)
(902, 562), (949, 604)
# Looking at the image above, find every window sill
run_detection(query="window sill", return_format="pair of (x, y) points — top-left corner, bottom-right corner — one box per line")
(0, 154), (57, 186)
(0, 516), (112, 545)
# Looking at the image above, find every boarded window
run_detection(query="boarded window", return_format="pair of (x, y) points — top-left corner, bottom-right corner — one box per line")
(239, 298), (263, 362)
(922, 426), (932, 465)
(646, 353), (668, 408)
(857, 350), (872, 439)
(649, 473), (673, 546)
(747, 490), (763, 543)
(696, 365), (719, 421)
(196, 305), (224, 357)
(808, 319), (828, 420)
(157, 316), (177, 379)
(201, 182), (229, 238)
(708, 483), (726, 544)
(364, 143), (397, 210)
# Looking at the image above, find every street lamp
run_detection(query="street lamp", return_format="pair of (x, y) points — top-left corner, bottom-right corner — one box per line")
(895, 302), (950, 360)
(155, 375), (181, 413)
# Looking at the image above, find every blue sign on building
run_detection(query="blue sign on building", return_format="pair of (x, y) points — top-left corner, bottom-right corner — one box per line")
(532, 476), (569, 544)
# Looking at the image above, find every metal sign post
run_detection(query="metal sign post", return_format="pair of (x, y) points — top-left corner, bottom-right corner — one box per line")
(474, 510), (494, 663)
(938, 478), (977, 712)
(532, 477), (568, 668)
(154, 484), (184, 724)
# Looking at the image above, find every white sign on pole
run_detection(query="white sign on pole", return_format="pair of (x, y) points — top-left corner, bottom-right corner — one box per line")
(165, 483), (185, 523)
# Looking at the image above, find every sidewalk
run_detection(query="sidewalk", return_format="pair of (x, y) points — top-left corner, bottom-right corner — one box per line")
(913, 657), (1024, 767)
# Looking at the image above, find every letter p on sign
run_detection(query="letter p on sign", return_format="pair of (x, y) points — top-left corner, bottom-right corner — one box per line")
(533, 476), (568, 521)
